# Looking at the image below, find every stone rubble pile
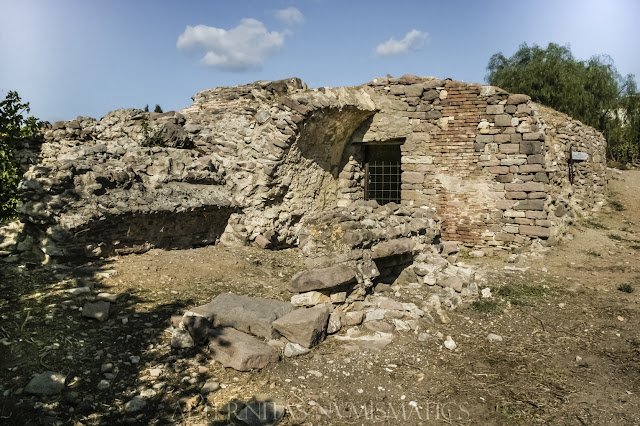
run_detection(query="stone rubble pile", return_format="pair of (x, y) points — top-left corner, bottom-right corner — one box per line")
(168, 241), (481, 371)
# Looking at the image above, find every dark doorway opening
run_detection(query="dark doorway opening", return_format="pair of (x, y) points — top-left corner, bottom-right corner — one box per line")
(364, 142), (402, 205)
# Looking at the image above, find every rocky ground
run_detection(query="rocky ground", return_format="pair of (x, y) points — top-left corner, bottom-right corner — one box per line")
(1, 168), (639, 425)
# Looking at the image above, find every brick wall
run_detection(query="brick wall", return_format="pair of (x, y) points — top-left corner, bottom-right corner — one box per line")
(340, 75), (606, 250)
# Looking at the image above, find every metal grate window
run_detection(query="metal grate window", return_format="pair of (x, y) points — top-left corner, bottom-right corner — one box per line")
(364, 144), (402, 205)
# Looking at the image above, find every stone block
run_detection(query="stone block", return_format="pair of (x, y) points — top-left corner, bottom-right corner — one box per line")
(272, 305), (330, 348)
(528, 192), (547, 199)
(534, 172), (549, 183)
(514, 199), (545, 211)
(494, 134), (511, 143)
(504, 210), (526, 218)
(389, 85), (405, 95)
(518, 164), (543, 173)
(510, 133), (523, 143)
(423, 89), (439, 101)
(505, 191), (527, 199)
(291, 291), (331, 307)
(525, 211), (547, 219)
(208, 327), (279, 371)
(518, 225), (551, 238)
(344, 311), (364, 326)
(523, 132), (544, 141)
(536, 219), (552, 227)
(494, 114), (512, 127)
(476, 134), (494, 143)
(495, 233), (515, 242)
(495, 173), (514, 183)
(520, 141), (542, 155)
(486, 105), (504, 114)
(289, 265), (357, 293)
(403, 171), (424, 184)
(527, 154), (544, 164)
(496, 199), (516, 210)
(487, 166), (510, 174)
(189, 293), (294, 340)
(505, 182), (545, 192)
(507, 94), (531, 105)
(404, 84), (424, 97)
(499, 143), (520, 154)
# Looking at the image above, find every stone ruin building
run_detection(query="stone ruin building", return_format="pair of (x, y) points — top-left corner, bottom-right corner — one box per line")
(4, 75), (610, 375)
(10, 75), (607, 266)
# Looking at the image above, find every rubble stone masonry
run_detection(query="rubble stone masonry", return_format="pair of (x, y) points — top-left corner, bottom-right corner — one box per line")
(11, 75), (606, 262)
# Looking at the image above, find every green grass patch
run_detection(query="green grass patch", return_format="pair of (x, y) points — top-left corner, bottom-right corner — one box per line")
(457, 248), (471, 259)
(495, 283), (554, 306)
(608, 233), (624, 241)
(630, 245), (640, 250)
(584, 220), (609, 230)
(618, 283), (634, 293)
(610, 200), (625, 211)
(471, 300), (502, 314)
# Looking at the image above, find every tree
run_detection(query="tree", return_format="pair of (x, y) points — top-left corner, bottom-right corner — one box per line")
(0, 91), (39, 221)
(487, 43), (640, 163)
(144, 104), (149, 113)
(154, 104), (163, 113)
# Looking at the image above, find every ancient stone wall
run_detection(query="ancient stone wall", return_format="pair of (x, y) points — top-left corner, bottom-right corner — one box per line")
(7, 75), (606, 263)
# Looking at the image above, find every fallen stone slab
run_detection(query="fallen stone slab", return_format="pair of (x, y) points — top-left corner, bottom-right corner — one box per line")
(66, 286), (91, 296)
(327, 308), (342, 334)
(82, 301), (110, 322)
(189, 293), (293, 340)
(289, 265), (356, 293)
(272, 305), (329, 348)
(208, 327), (280, 371)
(25, 371), (66, 395)
(371, 238), (415, 259)
(96, 292), (130, 303)
(290, 291), (330, 307)
(283, 342), (310, 357)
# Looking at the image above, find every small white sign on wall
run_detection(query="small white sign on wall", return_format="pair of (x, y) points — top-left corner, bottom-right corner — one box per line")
(571, 151), (588, 162)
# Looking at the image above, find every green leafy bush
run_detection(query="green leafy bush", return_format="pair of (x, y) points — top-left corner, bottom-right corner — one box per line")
(0, 91), (39, 221)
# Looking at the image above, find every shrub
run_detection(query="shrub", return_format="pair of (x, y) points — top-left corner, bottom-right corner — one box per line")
(0, 91), (39, 221)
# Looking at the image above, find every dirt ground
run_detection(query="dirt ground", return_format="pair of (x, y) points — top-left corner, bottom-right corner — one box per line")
(1, 169), (639, 425)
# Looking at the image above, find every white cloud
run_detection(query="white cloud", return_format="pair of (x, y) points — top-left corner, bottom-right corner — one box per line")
(177, 19), (285, 71)
(276, 7), (304, 25)
(375, 30), (429, 56)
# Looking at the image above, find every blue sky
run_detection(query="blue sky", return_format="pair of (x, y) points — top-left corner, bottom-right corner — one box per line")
(1, 0), (639, 122)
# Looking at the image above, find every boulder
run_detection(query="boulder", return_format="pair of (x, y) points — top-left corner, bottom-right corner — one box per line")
(289, 265), (356, 293)
(208, 327), (280, 371)
(189, 293), (293, 340)
(25, 371), (66, 395)
(82, 301), (110, 322)
(272, 305), (330, 348)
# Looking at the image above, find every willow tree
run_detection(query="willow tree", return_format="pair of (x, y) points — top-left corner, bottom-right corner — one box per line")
(487, 43), (639, 163)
